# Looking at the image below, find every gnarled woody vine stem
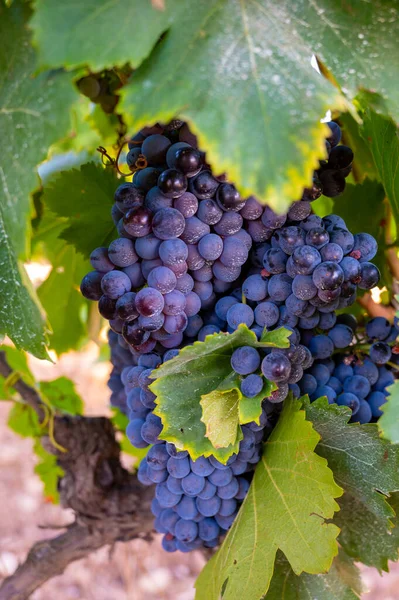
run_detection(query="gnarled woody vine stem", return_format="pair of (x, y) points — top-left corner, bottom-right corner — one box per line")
(0, 352), (154, 600)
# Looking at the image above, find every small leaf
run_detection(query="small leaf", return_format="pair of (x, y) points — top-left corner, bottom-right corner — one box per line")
(195, 398), (342, 600)
(200, 372), (273, 449)
(8, 403), (41, 438)
(379, 381), (399, 444)
(257, 326), (292, 348)
(239, 380), (275, 425)
(42, 163), (118, 257)
(34, 439), (64, 504)
(307, 398), (399, 570)
(200, 385), (241, 449)
(39, 377), (83, 415)
(267, 549), (362, 600)
(151, 325), (264, 461)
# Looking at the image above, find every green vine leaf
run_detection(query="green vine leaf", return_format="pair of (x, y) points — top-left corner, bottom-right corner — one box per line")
(34, 439), (64, 504)
(359, 107), (399, 229)
(195, 398), (342, 600)
(37, 244), (90, 355)
(151, 325), (285, 461)
(31, 0), (172, 72)
(42, 163), (118, 257)
(307, 398), (399, 570)
(0, 1), (78, 358)
(266, 549), (362, 599)
(8, 402), (41, 438)
(39, 377), (83, 415)
(200, 372), (274, 449)
(257, 327), (292, 348)
(378, 381), (399, 444)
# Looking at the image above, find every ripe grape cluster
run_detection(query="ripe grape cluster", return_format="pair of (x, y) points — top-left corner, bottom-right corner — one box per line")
(81, 118), (394, 553)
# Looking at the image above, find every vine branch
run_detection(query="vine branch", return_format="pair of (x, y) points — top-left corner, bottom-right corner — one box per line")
(0, 354), (154, 600)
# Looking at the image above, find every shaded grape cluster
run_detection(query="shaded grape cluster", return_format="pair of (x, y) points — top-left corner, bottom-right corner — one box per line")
(300, 316), (398, 423)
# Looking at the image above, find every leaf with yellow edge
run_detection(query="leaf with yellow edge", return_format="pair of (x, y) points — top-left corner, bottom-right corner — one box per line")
(195, 398), (342, 600)
(151, 325), (286, 462)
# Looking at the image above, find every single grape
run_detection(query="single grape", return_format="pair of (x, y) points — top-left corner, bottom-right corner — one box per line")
(80, 271), (103, 300)
(358, 262), (380, 289)
(231, 346), (261, 375)
(241, 374), (264, 397)
(152, 208), (186, 240)
(242, 274), (268, 301)
(198, 234), (224, 261)
(158, 169), (187, 199)
(123, 205), (152, 237)
(352, 233), (378, 262)
(369, 342), (392, 365)
(189, 170), (220, 199)
(261, 353), (291, 383)
(101, 270), (131, 299)
(336, 392), (360, 415)
(226, 303), (254, 329)
(217, 183), (245, 211)
(328, 145), (354, 169)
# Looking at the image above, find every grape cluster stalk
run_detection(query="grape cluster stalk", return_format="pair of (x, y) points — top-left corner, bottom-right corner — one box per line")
(81, 119), (396, 553)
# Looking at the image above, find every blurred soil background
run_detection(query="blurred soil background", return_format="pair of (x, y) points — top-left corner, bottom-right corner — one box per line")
(0, 342), (398, 599)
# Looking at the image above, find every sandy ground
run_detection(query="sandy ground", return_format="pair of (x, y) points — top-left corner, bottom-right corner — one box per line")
(0, 343), (397, 599)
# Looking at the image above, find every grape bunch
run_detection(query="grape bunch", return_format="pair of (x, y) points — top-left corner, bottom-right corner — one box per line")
(81, 118), (391, 553)
(300, 316), (398, 424)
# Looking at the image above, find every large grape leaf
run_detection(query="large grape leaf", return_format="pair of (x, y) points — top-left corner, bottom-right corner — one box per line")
(195, 398), (342, 600)
(151, 325), (288, 461)
(379, 381), (399, 444)
(31, 0), (173, 72)
(32, 2), (399, 212)
(266, 550), (362, 599)
(42, 163), (118, 257)
(0, 1), (78, 358)
(307, 398), (399, 570)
